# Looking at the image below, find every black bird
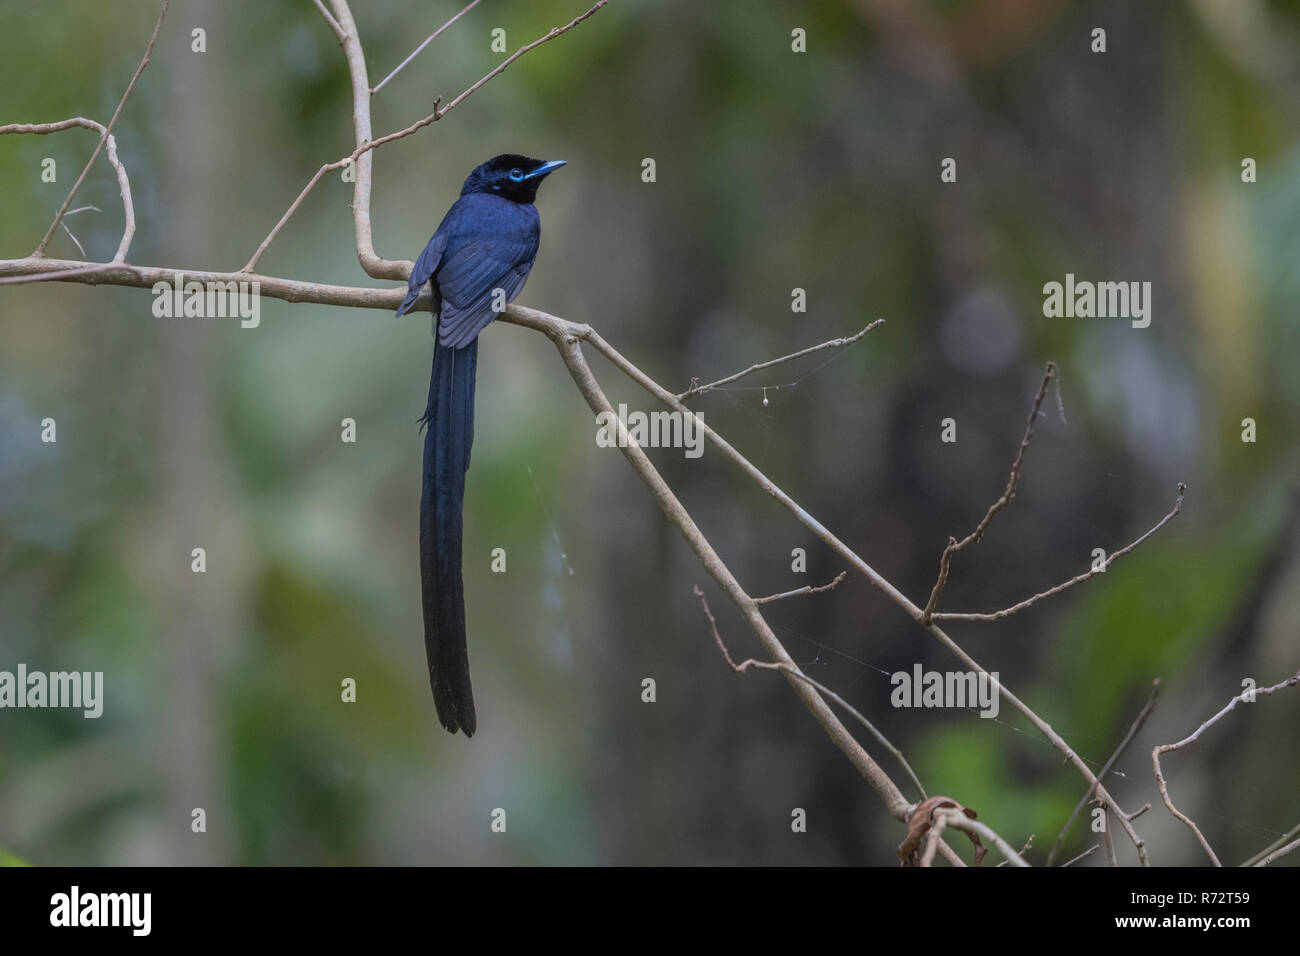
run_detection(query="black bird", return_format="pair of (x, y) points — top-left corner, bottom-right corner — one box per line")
(396, 154), (566, 736)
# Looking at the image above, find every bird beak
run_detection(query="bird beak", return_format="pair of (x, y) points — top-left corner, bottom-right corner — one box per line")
(523, 160), (567, 180)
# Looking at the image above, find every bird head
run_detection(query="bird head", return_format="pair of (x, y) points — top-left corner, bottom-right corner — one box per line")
(460, 154), (567, 203)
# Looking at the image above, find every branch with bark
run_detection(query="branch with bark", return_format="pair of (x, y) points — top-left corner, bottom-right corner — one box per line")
(1152, 670), (1300, 866)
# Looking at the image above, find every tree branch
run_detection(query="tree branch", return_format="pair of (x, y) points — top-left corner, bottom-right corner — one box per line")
(1046, 678), (1161, 866)
(921, 361), (1056, 623)
(1061, 844), (1099, 867)
(677, 319), (884, 402)
(1241, 819), (1300, 868)
(310, 0), (346, 42)
(1152, 670), (1300, 866)
(927, 807), (1030, 867)
(575, 332), (1151, 862)
(933, 485), (1186, 622)
(0, 120), (136, 264)
(32, 0), (166, 260)
(1252, 837), (1300, 867)
(754, 571), (847, 605)
(696, 585), (926, 802)
(546, 326), (912, 820)
(370, 0), (486, 94)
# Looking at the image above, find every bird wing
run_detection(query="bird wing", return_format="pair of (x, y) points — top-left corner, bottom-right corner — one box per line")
(395, 230), (448, 317)
(436, 242), (536, 348)
(435, 201), (540, 348)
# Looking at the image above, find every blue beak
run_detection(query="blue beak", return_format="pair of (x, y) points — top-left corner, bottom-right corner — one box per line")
(523, 160), (567, 180)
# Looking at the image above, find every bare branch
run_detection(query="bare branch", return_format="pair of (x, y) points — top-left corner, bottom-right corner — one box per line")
(577, 332), (1151, 862)
(59, 222), (86, 258)
(32, 1), (166, 260)
(995, 833), (1034, 866)
(695, 585), (926, 802)
(1152, 670), (1300, 866)
(239, 150), (386, 275)
(1046, 678), (1161, 866)
(1252, 837), (1300, 867)
(1061, 844), (1099, 867)
(0, 120), (136, 263)
(310, 0), (345, 41)
(921, 361), (1056, 623)
(370, 0), (487, 94)
(432, 0), (608, 119)
(1099, 807), (1118, 866)
(754, 571), (847, 605)
(932, 808), (1030, 867)
(904, 796), (986, 867)
(542, 328), (912, 820)
(677, 319), (885, 402)
(934, 485), (1186, 622)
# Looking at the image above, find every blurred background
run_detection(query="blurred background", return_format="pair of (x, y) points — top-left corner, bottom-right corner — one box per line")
(0, 0), (1297, 865)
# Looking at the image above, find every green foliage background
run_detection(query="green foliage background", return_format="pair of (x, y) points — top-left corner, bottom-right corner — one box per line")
(0, 0), (1297, 865)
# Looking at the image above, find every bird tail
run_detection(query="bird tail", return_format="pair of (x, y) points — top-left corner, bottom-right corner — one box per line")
(420, 337), (478, 736)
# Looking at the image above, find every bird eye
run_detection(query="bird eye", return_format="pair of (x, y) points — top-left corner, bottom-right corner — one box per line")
(508, 168), (524, 182)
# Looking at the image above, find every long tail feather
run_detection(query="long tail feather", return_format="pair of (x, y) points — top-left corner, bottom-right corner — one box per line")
(420, 338), (479, 735)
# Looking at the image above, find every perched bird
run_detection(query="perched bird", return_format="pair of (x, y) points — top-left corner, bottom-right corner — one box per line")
(396, 154), (566, 736)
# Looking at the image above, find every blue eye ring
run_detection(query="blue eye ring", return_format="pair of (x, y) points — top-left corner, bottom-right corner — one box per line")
(508, 168), (524, 182)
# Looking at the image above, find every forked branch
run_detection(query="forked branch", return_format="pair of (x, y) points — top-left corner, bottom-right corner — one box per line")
(1152, 669), (1300, 866)
(921, 361), (1056, 623)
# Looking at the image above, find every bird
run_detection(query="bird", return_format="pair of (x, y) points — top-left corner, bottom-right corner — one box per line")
(396, 154), (566, 736)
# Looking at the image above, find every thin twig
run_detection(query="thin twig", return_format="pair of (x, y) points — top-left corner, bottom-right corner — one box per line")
(695, 586), (926, 802)
(1152, 670), (1300, 866)
(927, 808), (1030, 867)
(934, 486), (1186, 622)
(921, 361), (1056, 623)
(996, 833), (1034, 866)
(919, 812), (950, 867)
(754, 571), (847, 605)
(908, 797), (988, 867)
(1061, 844), (1099, 867)
(1252, 837), (1300, 867)
(1047, 678), (1161, 865)
(0, 120), (136, 263)
(33, 0), (166, 260)
(1100, 807), (1118, 866)
(935, 840), (967, 867)
(59, 222), (86, 257)
(371, 0), (486, 94)
(311, 0), (346, 41)
(677, 319), (885, 402)
(1241, 819), (1300, 868)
